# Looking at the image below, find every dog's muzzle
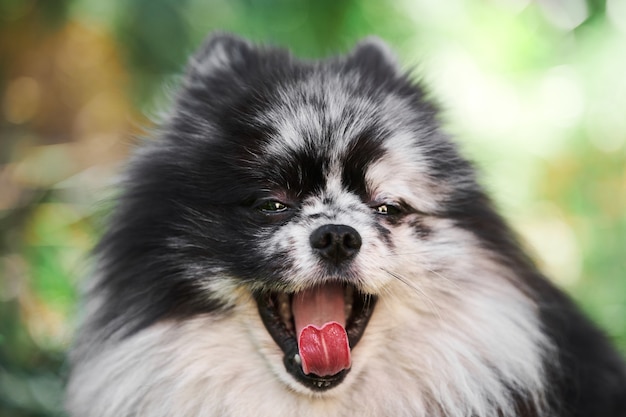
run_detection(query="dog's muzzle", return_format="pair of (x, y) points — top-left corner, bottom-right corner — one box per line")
(255, 223), (377, 391)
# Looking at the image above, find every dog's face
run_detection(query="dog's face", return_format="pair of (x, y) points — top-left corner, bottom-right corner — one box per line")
(71, 35), (550, 416)
(150, 35), (478, 391)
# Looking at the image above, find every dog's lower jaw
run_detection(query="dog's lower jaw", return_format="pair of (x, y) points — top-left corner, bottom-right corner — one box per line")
(283, 354), (350, 391)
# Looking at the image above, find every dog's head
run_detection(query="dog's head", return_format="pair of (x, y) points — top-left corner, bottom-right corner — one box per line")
(90, 34), (545, 401)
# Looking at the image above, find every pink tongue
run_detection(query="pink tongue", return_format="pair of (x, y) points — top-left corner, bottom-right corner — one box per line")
(292, 283), (351, 376)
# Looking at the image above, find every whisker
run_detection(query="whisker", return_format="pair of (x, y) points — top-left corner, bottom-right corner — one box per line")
(388, 250), (462, 292)
(382, 268), (442, 320)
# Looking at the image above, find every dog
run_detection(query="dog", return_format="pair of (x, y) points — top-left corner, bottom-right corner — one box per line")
(66, 33), (626, 417)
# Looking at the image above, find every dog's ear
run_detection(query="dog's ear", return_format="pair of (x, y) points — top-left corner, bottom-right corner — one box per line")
(345, 36), (400, 76)
(186, 32), (256, 80)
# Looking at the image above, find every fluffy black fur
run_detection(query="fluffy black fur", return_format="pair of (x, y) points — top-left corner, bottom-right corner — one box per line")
(69, 34), (626, 417)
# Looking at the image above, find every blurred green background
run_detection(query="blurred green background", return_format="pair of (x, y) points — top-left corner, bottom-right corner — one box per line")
(0, 0), (624, 415)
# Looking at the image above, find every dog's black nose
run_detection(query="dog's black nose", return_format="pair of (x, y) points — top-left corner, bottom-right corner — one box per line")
(310, 224), (362, 264)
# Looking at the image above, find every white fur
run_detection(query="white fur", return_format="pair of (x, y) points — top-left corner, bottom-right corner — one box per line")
(67, 210), (550, 417)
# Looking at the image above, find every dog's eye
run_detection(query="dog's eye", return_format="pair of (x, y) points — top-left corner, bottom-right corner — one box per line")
(373, 203), (402, 216)
(257, 200), (289, 213)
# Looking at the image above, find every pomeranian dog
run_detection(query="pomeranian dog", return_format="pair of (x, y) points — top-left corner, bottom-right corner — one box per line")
(66, 34), (626, 417)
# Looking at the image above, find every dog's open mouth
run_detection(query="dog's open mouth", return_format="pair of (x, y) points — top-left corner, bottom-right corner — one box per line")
(255, 282), (377, 391)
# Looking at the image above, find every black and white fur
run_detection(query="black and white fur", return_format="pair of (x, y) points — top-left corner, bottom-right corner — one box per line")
(66, 34), (626, 417)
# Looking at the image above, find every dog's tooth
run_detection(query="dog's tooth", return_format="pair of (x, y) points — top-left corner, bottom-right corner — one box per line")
(278, 293), (292, 328)
(294, 354), (301, 365)
(344, 285), (354, 319)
